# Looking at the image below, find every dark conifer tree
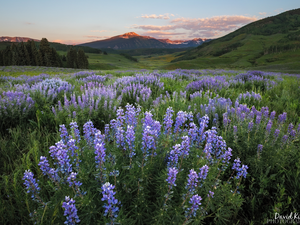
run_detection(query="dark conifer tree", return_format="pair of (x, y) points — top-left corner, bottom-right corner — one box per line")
(39, 38), (52, 66)
(10, 43), (18, 65)
(0, 50), (3, 66)
(77, 48), (85, 69)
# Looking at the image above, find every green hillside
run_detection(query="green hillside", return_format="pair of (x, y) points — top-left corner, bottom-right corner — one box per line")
(168, 8), (300, 73)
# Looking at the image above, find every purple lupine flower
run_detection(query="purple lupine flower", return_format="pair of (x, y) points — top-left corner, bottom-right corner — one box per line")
(141, 125), (155, 163)
(174, 111), (188, 134)
(83, 121), (95, 146)
(116, 127), (125, 150)
(185, 169), (198, 192)
(59, 124), (70, 144)
(232, 158), (241, 171)
(221, 147), (232, 164)
(266, 120), (272, 134)
(49, 140), (72, 175)
(270, 111), (276, 120)
(126, 125), (136, 159)
(248, 121), (254, 132)
(236, 165), (249, 179)
(67, 172), (82, 187)
(166, 167), (178, 188)
(257, 144), (263, 154)
(167, 144), (181, 168)
(207, 191), (214, 198)
(180, 136), (190, 159)
(116, 108), (125, 127)
(38, 156), (60, 183)
(62, 196), (80, 225)
(185, 195), (202, 219)
(188, 122), (198, 144)
(101, 182), (120, 221)
(288, 123), (294, 135)
(70, 122), (81, 143)
(23, 170), (42, 203)
(198, 165), (209, 180)
(125, 104), (138, 128)
(164, 107), (174, 135)
(273, 129), (280, 140)
(278, 112), (287, 124)
(256, 116), (261, 125)
(282, 135), (288, 145)
(94, 141), (106, 169)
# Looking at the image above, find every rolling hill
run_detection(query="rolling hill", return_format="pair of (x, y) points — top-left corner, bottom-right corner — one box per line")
(78, 32), (211, 50)
(168, 8), (300, 72)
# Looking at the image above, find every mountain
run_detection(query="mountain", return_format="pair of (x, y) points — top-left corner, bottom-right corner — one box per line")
(0, 37), (102, 54)
(168, 8), (300, 72)
(0, 36), (40, 42)
(78, 32), (210, 50)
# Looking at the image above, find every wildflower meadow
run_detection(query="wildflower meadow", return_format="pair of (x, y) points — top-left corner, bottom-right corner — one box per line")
(0, 66), (300, 224)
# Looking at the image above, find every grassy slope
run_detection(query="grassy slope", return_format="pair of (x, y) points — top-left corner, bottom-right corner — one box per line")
(165, 8), (300, 73)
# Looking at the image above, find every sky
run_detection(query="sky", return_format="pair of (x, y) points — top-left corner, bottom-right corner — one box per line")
(0, 0), (299, 45)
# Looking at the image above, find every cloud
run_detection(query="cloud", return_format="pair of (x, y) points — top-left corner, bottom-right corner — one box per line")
(133, 15), (257, 38)
(24, 22), (34, 25)
(140, 13), (174, 20)
(141, 31), (185, 36)
(259, 12), (267, 16)
(90, 30), (107, 33)
(131, 24), (175, 30)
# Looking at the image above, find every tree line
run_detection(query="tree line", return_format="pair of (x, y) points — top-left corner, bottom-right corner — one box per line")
(0, 38), (89, 69)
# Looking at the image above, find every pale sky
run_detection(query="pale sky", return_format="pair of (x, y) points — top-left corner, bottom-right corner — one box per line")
(0, 0), (299, 45)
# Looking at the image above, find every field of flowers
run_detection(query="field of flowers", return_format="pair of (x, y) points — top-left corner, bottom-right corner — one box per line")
(0, 66), (300, 224)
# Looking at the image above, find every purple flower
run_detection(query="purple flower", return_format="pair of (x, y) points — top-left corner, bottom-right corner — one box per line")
(126, 125), (136, 159)
(232, 158), (241, 171)
(62, 196), (80, 225)
(266, 120), (272, 134)
(38, 156), (60, 183)
(248, 121), (254, 132)
(207, 190), (214, 198)
(174, 111), (188, 134)
(59, 124), (70, 145)
(198, 165), (209, 180)
(278, 112), (287, 124)
(70, 122), (81, 143)
(101, 182), (120, 221)
(23, 170), (43, 203)
(166, 167), (178, 188)
(167, 144), (181, 168)
(180, 136), (190, 159)
(83, 121), (96, 146)
(185, 169), (198, 193)
(237, 165), (248, 179)
(164, 107), (174, 135)
(67, 172), (82, 188)
(185, 194), (202, 219)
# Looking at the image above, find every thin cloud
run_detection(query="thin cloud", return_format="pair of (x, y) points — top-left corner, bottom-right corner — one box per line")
(24, 22), (34, 25)
(259, 12), (267, 16)
(140, 13), (174, 20)
(142, 31), (185, 36)
(133, 15), (257, 38)
(90, 30), (107, 32)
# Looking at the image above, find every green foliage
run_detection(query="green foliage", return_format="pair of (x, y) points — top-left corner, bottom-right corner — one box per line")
(120, 53), (138, 62)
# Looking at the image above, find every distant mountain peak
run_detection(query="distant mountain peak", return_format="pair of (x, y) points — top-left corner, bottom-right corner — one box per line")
(118, 32), (140, 39)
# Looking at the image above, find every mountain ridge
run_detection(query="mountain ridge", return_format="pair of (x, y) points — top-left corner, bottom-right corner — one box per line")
(78, 32), (211, 50)
(0, 36), (40, 42)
